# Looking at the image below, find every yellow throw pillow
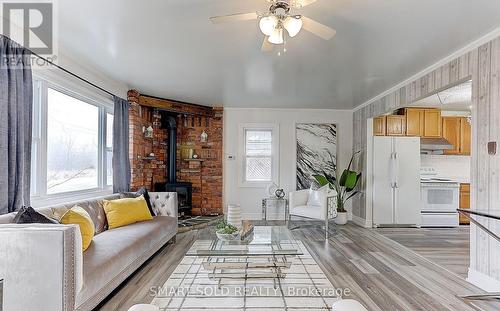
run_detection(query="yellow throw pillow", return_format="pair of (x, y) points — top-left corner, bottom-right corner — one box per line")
(103, 195), (153, 230)
(60, 205), (95, 251)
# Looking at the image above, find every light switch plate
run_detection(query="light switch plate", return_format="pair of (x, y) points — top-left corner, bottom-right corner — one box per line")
(488, 141), (497, 155)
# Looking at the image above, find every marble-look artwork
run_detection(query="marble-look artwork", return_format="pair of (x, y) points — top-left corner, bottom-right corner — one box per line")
(296, 123), (337, 190)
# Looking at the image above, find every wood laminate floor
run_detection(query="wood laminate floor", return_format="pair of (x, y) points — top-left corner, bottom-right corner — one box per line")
(98, 222), (499, 311)
(377, 225), (470, 279)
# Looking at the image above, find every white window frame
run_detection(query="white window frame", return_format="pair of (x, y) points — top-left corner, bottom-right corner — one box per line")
(31, 73), (114, 207)
(238, 123), (279, 188)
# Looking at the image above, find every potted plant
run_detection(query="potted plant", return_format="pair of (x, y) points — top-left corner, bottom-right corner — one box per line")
(215, 220), (240, 241)
(313, 151), (361, 225)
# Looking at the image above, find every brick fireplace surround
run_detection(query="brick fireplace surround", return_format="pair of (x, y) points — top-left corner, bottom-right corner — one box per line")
(127, 90), (223, 216)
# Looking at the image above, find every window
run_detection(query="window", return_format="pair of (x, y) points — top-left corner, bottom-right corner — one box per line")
(239, 124), (279, 187)
(31, 77), (113, 204)
(245, 130), (272, 182)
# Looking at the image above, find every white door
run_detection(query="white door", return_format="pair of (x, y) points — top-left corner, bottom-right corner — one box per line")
(394, 137), (421, 225)
(372, 136), (394, 225)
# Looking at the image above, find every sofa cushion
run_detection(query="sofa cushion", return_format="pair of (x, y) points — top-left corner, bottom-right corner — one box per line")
(75, 216), (177, 307)
(60, 206), (95, 251)
(120, 187), (156, 217)
(306, 185), (328, 208)
(103, 196), (153, 229)
(13, 206), (59, 224)
(36, 194), (121, 235)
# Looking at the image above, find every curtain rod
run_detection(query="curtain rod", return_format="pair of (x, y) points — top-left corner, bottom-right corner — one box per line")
(2, 33), (119, 99)
(30, 50), (117, 98)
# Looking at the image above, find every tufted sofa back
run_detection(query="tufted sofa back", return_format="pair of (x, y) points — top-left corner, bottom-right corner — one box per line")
(0, 192), (177, 235)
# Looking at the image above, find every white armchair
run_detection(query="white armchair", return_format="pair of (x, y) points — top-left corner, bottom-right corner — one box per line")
(289, 186), (337, 238)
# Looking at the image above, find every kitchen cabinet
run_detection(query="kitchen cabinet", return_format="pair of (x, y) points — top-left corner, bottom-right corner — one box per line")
(459, 183), (470, 224)
(397, 108), (440, 137)
(386, 115), (406, 136)
(460, 117), (471, 155)
(405, 108), (425, 136)
(442, 117), (461, 155)
(373, 116), (386, 136)
(423, 109), (441, 137)
(442, 116), (471, 155)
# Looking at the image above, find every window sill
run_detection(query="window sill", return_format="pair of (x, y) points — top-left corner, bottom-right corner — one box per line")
(238, 181), (274, 188)
(31, 189), (114, 208)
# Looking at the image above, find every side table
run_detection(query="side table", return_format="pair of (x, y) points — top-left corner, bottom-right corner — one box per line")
(262, 197), (289, 226)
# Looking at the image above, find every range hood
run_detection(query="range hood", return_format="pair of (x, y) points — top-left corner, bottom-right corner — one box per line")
(420, 137), (454, 154)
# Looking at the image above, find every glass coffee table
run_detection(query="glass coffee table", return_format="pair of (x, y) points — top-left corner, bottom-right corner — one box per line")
(186, 226), (302, 287)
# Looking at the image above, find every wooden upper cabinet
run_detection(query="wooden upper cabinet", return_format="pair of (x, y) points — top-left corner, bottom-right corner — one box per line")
(373, 116), (386, 136)
(423, 109), (441, 137)
(386, 115), (406, 136)
(442, 116), (471, 155)
(442, 117), (461, 155)
(405, 108), (424, 136)
(460, 117), (471, 155)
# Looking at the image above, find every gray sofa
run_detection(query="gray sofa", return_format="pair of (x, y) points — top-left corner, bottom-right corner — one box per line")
(0, 192), (178, 311)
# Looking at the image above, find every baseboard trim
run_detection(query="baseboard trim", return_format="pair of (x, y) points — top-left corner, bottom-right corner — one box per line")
(351, 215), (372, 228)
(467, 268), (500, 292)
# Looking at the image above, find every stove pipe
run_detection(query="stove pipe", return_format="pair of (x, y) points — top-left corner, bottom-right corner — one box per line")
(164, 115), (177, 182)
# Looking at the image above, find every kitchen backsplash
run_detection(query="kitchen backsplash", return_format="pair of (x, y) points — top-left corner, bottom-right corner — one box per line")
(421, 154), (471, 183)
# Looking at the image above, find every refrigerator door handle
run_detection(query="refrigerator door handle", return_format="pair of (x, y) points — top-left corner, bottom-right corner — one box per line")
(393, 152), (399, 188)
(389, 152), (397, 188)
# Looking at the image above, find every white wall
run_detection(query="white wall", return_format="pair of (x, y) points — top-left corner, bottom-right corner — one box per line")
(224, 108), (353, 220)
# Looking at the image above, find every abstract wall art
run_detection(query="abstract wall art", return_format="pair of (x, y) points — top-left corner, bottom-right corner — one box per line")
(296, 123), (337, 190)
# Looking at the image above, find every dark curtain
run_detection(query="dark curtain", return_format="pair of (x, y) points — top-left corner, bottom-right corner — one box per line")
(112, 96), (131, 193)
(0, 35), (33, 214)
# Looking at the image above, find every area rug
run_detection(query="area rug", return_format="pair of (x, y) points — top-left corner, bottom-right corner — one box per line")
(150, 241), (343, 310)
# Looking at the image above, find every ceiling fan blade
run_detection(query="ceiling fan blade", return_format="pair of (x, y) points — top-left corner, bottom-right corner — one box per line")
(301, 16), (336, 40)
(291, 0), (318, 8)
(261, 36), (273, 52)
(209, 12), (258, 24)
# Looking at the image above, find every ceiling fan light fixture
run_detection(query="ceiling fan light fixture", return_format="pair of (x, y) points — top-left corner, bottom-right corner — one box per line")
(268, 27), (284, 44)
(259, 15), (278, 36)
(284, 16), (303, 37)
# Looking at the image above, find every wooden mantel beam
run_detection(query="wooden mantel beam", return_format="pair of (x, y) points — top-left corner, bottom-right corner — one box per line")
(137, 93), (215, 117)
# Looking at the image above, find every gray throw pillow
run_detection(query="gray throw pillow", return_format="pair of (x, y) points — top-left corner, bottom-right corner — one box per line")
(13, 206), (59, 224)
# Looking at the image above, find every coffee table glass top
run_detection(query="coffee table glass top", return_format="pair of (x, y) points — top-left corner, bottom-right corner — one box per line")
(186, 226), (303, 256)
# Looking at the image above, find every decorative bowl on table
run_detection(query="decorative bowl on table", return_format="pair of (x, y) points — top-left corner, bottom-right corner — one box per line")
(215, 220), (240, 241)
(216, 231), (240, 241)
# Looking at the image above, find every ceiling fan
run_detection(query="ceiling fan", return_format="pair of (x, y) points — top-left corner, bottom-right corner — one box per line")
(209, 0), (336, 51)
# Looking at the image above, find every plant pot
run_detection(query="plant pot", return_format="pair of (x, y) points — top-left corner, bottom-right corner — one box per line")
(334, 212), (348, 225)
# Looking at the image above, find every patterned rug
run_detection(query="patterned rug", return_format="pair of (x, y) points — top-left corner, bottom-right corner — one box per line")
(150, 241), (342, 310)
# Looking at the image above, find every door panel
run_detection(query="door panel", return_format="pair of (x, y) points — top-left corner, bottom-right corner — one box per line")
(423, 109), (441, 137)
(386, 115), (406, 136)
(442, 117), (461, 155)
(394, 137), (421, 225)
(460, 117), (471, 155)
(373, 116), (386, 136)
(373, 137), (394, 225)
(405, 108), (424, 136)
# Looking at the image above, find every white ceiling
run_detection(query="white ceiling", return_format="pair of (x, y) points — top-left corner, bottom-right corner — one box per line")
(58, 0), (500, 109)
(412, 80), (472, 111)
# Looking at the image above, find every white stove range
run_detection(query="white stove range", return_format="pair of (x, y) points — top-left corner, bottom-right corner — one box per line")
(420, 167), (460, 227)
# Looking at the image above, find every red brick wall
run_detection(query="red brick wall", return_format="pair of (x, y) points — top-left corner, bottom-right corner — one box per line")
(127, 90), (223, 216)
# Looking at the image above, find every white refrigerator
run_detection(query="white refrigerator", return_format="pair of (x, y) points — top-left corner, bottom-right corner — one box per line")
(372, 136), (421, 227)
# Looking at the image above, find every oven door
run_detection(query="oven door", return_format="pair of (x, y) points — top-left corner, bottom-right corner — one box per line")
(421, 182), (460, 212)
